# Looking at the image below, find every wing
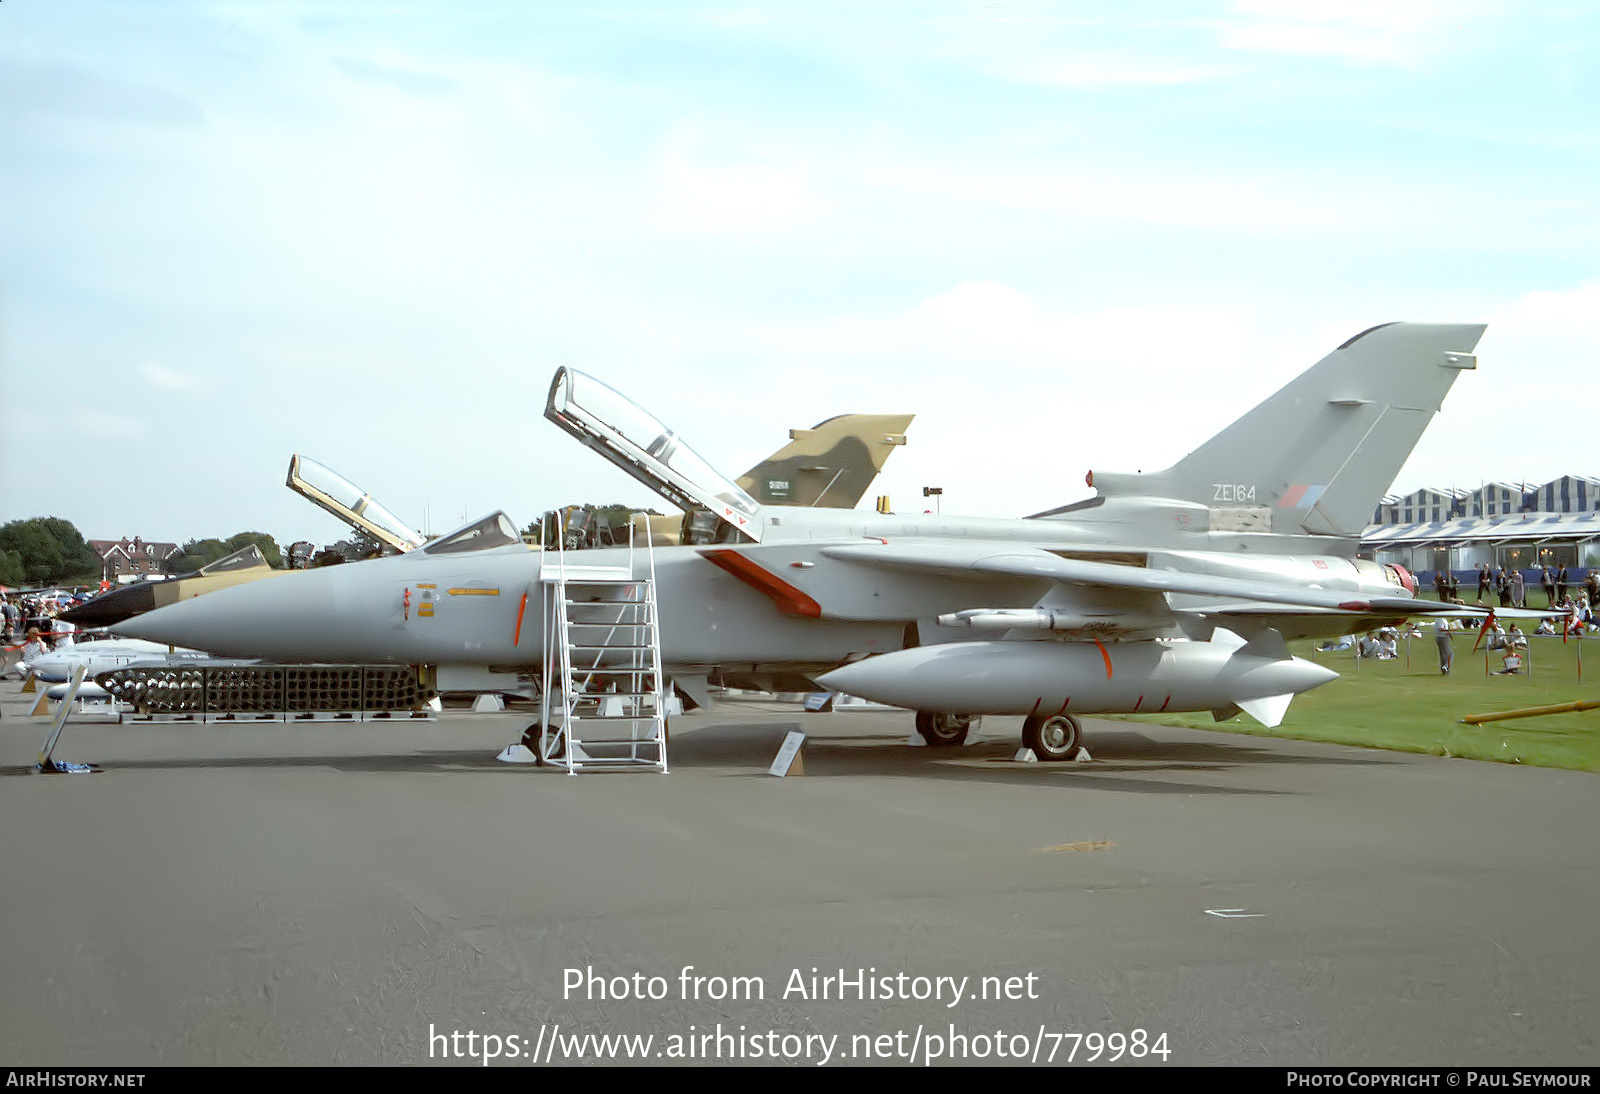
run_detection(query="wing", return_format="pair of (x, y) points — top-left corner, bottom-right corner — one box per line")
(821, 542), (1419, 611)
(816, 541), (1514, 638)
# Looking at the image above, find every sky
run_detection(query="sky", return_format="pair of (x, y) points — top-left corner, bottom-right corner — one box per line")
(4, 1), (1598, 550)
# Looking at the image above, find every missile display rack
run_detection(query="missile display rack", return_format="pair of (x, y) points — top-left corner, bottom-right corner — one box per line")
(538, 516), (668, 773)
(96, 663), (436, 721)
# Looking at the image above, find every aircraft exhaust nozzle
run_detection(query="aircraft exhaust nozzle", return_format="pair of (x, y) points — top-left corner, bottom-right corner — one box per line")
(814, 634), (1337, 725)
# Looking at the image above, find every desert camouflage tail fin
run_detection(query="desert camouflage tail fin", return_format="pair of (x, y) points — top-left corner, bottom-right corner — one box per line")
(638, 412), (914, 545)
(1066, 322), (1485, 538)
(737, 413), (913, 508)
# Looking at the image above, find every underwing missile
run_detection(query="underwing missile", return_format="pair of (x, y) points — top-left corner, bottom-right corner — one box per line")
(813, 629), (1337, 728)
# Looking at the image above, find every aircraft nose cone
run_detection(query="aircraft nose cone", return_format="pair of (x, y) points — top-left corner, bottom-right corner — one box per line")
(812, 662), (865, 693)
(59, 583), (156, 627)
(113, 572), (321, 659)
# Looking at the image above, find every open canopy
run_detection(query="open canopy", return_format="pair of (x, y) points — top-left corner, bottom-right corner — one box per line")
(196, 543), (271, 576)
(286, 455), (426, 554)
(545, 367), (763, 542)
(422, 511), (523, 555)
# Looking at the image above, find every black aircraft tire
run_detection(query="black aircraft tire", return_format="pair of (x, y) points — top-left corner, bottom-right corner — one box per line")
(1022, 713), (1082, 762)
(523, 721), (565, 763)
(915, 711), (972, 747)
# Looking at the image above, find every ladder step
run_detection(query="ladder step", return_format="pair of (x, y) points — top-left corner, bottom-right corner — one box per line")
(570, 718), (662, 727)
(564, 624), (653, 631)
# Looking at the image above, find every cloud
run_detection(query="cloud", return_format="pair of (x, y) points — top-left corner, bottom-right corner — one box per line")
(1386, 282), (1600, 495)
(696, 283), (1271, 516)
(654, 130), (819, 237)
(0, 55), (206, 127)
(137, 363), (196, 392)
(331, 56), (460, 97)
(63, 408), (147, 441)
(1489, 282), (1600, 342)
(1217, 0), (1497, 65)
(1006, 57), (1240, 87)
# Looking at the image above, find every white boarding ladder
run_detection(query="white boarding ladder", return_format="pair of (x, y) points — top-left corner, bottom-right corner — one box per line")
(538, 516), (668, 773)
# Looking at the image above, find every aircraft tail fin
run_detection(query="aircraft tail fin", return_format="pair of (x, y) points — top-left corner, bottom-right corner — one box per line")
(1074, 322), (1485, 538)
(737, 414), (912, 508)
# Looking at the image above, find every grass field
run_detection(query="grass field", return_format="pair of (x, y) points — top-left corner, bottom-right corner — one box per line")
(1116, 633), (1600, 772)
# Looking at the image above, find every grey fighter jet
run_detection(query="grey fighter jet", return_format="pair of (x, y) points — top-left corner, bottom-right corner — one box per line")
(116, 322), (1491, 761)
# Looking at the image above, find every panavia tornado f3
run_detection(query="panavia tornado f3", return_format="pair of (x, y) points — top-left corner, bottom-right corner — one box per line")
(117, 322), (1494, 761)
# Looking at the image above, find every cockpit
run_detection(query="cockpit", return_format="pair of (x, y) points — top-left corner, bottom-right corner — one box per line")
(198, 544), (272, 575)
(545, 368), (763, 543)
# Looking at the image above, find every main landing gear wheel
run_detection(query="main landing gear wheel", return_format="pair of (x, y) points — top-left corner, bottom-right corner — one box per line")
(1021, 713), (1082, 762)
(915, 711), (973, 747)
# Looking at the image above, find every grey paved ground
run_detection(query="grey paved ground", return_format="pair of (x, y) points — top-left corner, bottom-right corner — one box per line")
(2, 688), (1595, 1066)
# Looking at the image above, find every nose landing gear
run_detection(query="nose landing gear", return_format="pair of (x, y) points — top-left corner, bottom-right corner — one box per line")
(914, 711), (973, 747)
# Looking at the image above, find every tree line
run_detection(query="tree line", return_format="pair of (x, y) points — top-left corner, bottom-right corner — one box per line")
(3, 502), (656, 588)
(0, 518), (285, 588)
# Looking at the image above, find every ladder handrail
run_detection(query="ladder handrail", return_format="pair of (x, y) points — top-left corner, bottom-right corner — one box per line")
(645, 515), (668, 773)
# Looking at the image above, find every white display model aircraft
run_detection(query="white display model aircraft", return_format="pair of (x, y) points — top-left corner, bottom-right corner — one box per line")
(16, 637), (212, 684)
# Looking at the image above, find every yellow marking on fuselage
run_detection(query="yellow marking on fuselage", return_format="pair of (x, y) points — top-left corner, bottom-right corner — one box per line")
(446, 588), (500, 597)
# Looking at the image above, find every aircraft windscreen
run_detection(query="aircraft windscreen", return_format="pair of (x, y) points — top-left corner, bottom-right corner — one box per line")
(551, 370), (761, 516)
(198, 544), (270, 575)
(288, 455), (425, 551)
(423, 512), (523, 555)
